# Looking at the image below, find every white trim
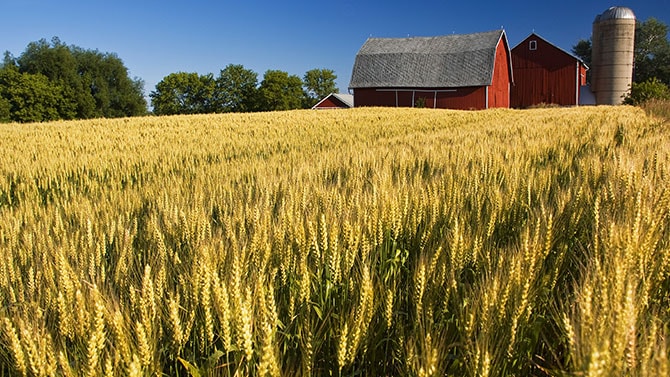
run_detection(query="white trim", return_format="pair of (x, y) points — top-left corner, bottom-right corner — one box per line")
(485, 86), (489, 109)
(529, 40), (537, 50)
(575, 62), (580, 105)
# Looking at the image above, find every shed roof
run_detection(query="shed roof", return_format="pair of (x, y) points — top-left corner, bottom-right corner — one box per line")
(349, 30), (508, 89)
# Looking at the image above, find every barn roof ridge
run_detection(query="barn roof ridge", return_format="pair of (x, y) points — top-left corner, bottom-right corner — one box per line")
(349, 29), (508, 89)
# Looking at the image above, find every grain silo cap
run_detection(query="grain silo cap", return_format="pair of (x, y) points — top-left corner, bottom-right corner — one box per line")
(595, 6), (636, 22)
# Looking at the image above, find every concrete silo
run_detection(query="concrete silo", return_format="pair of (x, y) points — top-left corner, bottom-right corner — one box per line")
(591, 6), (636, 105)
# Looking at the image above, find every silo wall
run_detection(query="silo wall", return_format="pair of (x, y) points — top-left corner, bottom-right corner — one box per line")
(592, 13), (636, 105)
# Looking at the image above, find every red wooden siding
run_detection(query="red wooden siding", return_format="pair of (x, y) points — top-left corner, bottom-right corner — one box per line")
(489, 38), (512, 108)
(353, 87), (488, 109)
(511, 34), (586, 108)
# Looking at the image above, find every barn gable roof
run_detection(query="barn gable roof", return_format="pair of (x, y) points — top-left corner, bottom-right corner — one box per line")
(513, 33), (589, 69)
(349, 30), (508, 89)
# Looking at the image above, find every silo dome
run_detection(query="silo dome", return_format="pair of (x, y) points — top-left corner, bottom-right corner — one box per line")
(596, 6), (636, 21)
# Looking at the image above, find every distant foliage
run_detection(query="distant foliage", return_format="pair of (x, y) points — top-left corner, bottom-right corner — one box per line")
(623, 77), (670, 105)
(150, 72), (216, 116)
(152, 66), (339, 115)
(303, 68), (338, 108)
(257, 70), (304, 111)
(0, 37), (147, 122)
(634, 18), (670, 85)
(213, 64), (259, 113)
(0, 67), (70, 123)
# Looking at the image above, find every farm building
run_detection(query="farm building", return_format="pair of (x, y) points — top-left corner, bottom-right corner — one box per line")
(311, 93), (354, 109)
(510, 33), (588, 108)
(348, 30), (513, 110)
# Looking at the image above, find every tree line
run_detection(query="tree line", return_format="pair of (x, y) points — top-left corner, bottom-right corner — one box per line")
(149, 66), (338, 115)
(1, 37), (147, 123)
(0, 37), (339, 123)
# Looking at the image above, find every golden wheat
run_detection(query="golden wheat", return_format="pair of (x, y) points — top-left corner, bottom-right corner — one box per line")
(0, 106), (668, 376)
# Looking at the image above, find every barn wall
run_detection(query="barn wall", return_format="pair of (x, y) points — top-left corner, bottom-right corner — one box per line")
(488, 38), (512, 108)
(353, 87), (487, 110)
(354, 89), (395, 107)
(511, 36), (582, 107)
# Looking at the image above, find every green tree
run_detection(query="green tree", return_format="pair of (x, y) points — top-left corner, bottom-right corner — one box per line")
(2, 51), (17, 69)
(0, 66), (70, 123)
(0, 97), (9, 122)
(213, 64), (258, 113)
(303, 68), (338, 107)
(13, 37), (146, 119)
(72, 48), (147, 118)
(257, 70), (303, 111)
(634, 18), (670, 85)
(17, 37), (87, 119)
(150, 72), (216, 115)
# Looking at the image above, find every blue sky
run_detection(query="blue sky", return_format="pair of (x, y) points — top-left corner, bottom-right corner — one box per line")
(1, 1), (668, 97)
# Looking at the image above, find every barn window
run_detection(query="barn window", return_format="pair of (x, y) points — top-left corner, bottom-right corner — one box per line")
(529, 40), (537, 50)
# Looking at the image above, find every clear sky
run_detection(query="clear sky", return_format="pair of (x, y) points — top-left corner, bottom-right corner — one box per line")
(1, 1), (668, 98)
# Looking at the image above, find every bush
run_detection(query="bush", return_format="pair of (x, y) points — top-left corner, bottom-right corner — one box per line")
(623, 78), (670, 105)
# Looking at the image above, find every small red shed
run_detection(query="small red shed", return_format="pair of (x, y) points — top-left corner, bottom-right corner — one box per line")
(348, 30), (513, 110)
(511, 33), (588, 108)
(311, 93), (354, 109)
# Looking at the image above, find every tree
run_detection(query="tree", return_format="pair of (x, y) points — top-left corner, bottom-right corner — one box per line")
(0, 66), (70, 123)
(150, 72), (216, 115)
(213, 64), (258, 113)
(13, 37), (146, 119)
(634, 18), (670, 85)
(0, 97), (9, 122)
(257, 70), (304, 111)
(17, 37), (89, 119)
(303, 68), (338, 107)
(72, 48), (147, 118)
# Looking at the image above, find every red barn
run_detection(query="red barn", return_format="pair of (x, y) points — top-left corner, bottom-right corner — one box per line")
(311, 93), (354, 109)
(349, 30), (513, 110)
(511, 33), (588, 108)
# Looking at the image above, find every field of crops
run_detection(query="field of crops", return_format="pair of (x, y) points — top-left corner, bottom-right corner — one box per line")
(0, 106), (668, 376)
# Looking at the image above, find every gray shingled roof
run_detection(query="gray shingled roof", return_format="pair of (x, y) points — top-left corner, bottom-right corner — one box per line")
(349, 30), (507, 89)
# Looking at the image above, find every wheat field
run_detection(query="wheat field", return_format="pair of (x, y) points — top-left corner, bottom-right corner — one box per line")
(0, 106), (668, 376)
